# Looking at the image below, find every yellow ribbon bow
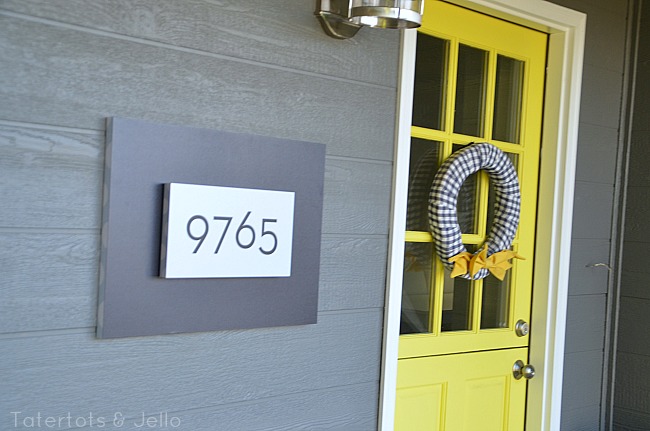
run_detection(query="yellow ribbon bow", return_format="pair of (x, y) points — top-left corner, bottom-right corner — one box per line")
(448, 252), (474, 278)
(448, 249), (525, 280)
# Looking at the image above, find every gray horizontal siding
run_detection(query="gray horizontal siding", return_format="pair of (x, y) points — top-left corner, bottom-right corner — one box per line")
(7, 383), (378, 431)
(615, 352), (650, 417)
(620, 240), (650, 278)
(322, 159), (392, 235)
(568, 238), (611, 295)
(558, 0), (627, 72)
(0, 125), (104, 229)
(0, 14), (397, 162)
(0, 0), (398, 87)
(615, 2), (650, 429)
(0, 1), (395, 429)
(579, 64), (624, 129)
(319, 235), (387, 312)
(628, 62), (650, 129)
(581, 5), (627, 72)
(575, 124), (619, 185)
(106, 382), (378, 431)
(167, 382), (379, 431)
(555, 0), (627, 19)
(614, 407), (650, 431)
(623, 186), (650, 239)
(561, 350), (605, 412)
(616, 297), (650, 356)
(570, 181), (615, 240)
(1, 310), (382, 429)
(549, 0), (629, 429)
(0, 233), (99, 333)
(620, 270), (650, 301)
(628, 131), (650, 182)
(564, 294), (606, 353)
(561, 404), (601, 431)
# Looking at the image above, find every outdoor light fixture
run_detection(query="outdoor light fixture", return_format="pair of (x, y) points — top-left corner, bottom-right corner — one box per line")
(317, 0), (424, 39)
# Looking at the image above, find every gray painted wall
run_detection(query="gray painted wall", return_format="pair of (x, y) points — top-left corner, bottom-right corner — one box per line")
(0, 0), (637, 430)
(546, 0), (632, 429)
(0, 1), (398, 429)
(614, 1), (650, 429)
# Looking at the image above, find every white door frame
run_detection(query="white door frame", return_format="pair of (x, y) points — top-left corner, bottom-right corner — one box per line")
(379, 1), (586, 429)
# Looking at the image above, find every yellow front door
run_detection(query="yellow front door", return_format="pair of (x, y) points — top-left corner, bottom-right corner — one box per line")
(395, 1), (547, 429)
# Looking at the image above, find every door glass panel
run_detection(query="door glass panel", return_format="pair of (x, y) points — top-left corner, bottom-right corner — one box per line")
(452, 144), (480, 234)
(401, 242), (435, 334)
(441, 276), (473, 331)
(457, 174), (479, 234)
(406, 139), (443, 231)
(454, 44), (488, 137)
(482, 153), (517, 329)
(486, 153), (519, 232)
(441, 245), (475, 332)
(412, 34), (449, 130)
(492, 55), (524, 143)
(481, 272), (511, 329)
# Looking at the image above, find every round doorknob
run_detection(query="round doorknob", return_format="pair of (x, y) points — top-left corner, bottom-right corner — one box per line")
(515, 319), (529, 337)
(513, 360), (535, 380)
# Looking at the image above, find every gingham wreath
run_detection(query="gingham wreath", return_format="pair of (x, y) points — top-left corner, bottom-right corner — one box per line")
(428, 143), (523, 280)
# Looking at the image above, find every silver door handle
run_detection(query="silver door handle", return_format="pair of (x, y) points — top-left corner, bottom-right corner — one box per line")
(513, 360), (535, 380)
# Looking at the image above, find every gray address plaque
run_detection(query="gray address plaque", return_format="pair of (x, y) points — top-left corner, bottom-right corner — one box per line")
(97, 118), (326, 339)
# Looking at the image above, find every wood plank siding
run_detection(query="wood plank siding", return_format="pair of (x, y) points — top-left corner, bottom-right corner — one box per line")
(0, 1), (397, 429)
(614, 2), (650, 428)
(0, 0), (638, 430)
(547, 0), (631, 429)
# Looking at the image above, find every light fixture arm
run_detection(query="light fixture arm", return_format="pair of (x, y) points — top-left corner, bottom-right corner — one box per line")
(316, 0), (363, 39)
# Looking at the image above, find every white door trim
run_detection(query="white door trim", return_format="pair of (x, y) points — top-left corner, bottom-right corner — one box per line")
(379, 1), (586, 430)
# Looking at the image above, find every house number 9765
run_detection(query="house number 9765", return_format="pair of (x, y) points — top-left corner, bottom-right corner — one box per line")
(160, 183), (295, 279)
(187, 212), (278, 255)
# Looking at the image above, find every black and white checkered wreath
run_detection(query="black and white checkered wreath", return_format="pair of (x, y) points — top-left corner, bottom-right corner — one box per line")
(428, 143), (524, 280)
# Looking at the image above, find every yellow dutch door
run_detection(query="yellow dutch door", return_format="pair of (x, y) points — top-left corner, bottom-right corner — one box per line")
(395, 1), (547, 430)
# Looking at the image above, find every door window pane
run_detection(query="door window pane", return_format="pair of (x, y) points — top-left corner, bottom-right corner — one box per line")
(482, 153), (517, 329)
(457, 173), (479, 234)
(452, 144), (480, 234)
(486, 153), (518, 232)
(441, 276), (473, 331)
(454, 45), (488, 137)
(406, 139), (443, 231)
(412, 34), (449, 130)
(441, 245), (475, 332)
(481, 272), (511, 329)
(493, 55), (524, 143)
(401, 242), (435, 334)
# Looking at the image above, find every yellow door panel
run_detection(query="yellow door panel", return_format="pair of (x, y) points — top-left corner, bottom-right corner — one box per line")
(396, 0), (547, 429)
(399, 0), (547, 358)
(395, 384), (446, 431)
(396, 348), (528, 431)
(464, 376), (509, 429)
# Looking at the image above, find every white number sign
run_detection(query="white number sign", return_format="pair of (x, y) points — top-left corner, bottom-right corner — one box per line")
(160, 183), (295, 278)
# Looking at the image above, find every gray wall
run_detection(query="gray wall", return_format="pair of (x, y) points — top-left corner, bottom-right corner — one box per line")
(546, 0), (632, 429)
(0, 1), (638, 430)
(614, 1), (650, 429)
(0, 1), (398, 429)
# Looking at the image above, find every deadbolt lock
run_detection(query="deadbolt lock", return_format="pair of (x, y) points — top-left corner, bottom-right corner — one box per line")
(515, 319), (529, 337)
(513, 360), (536, 380)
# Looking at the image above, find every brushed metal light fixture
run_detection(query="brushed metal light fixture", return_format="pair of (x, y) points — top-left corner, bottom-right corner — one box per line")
(317, 0), (424, 39)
